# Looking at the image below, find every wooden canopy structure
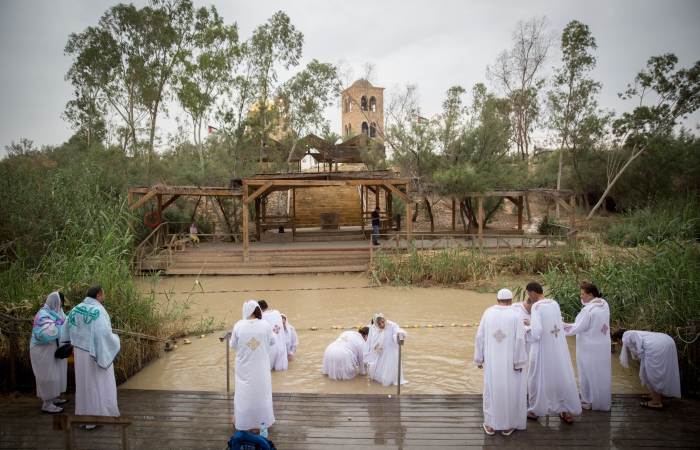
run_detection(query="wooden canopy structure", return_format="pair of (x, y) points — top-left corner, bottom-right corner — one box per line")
(241, 171), (412, 261)
(303, 134), (383, 170)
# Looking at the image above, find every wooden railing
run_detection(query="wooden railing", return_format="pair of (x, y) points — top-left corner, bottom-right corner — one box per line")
(0, 312), (175, 388)
(132, 222), (171, 271)
(368, 232), (569, 264)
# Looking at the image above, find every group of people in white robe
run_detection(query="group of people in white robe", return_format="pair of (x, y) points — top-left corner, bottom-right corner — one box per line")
(30, 285), (121, 422)
(322, 312), (408, 387)
(228, 299), (298, 434)
(475, 281), (681, 436)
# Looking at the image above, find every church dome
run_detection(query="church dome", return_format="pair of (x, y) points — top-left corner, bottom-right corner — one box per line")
(352, 78), (373, 88)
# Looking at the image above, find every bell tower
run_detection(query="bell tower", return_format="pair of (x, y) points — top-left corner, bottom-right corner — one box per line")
(341, 79), (384, 140)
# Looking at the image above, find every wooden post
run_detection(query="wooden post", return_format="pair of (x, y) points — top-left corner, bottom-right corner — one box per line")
(243, 187), (249, 262)
(452, 198), (456, 232)
(292, 188), (296, 235)
(387, 189), (393, 229)
(518, 196), (523, 231)
(406, 181), (412, 242)
(569, 194), (576, 244)
(375, 185), (380, 210)
(360, 185), (365, 233)
(254, 197), (261, 242)
(478, 196), (483, 250)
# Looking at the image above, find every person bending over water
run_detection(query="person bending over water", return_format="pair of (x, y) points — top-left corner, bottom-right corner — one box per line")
(364, 313), (408, 386)
(322, 327), (369, 380)
(613, 329), (681, 409)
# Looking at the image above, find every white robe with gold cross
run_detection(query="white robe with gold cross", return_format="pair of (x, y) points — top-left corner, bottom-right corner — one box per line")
(230, 319), (276, 431)
(527, 299), (582, 416)
(474, 305), (528, 431)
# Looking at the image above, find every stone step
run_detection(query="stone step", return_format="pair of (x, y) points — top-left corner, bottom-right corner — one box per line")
(172, 251), (370, 263)
(293, 235), (365, 242)
(166, 264), (369, 275)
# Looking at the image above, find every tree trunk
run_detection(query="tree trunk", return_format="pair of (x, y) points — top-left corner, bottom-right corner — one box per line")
(412, 203), (419, 222)
(423, 197), (434, 233)
(587, 147), (645, 219)
(458, 199), (469, 233)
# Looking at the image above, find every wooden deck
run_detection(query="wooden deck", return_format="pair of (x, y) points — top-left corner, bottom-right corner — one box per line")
(2, 390), (698, 449)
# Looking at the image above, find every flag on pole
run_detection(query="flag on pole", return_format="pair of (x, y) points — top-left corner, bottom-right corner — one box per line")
(207, 125), (218, 133)
(417, 116), (428, 124)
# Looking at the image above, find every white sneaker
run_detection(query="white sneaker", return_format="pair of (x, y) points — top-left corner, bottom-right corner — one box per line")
(42, 405), (63, 414)
(581, 402), (592, 410)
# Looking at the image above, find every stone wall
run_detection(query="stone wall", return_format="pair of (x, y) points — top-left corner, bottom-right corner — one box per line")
(290, 186), (362, 228)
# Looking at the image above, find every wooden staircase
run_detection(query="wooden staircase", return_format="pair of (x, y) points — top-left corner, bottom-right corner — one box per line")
(163, 249), (370, 275)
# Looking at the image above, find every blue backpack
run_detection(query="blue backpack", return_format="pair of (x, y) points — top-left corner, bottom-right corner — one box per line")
(227, 430), (277, 450)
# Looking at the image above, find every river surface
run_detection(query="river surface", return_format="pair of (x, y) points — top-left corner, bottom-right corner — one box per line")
(120, 274), (644, 395)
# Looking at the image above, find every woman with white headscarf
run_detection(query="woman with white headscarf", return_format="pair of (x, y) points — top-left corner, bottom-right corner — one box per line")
(363, 313), (408, 386)
(613, 329), (681, 409)
(230, 300), (276, 433)
(29, 292), (69, 413)
(280, 314), (298, 361)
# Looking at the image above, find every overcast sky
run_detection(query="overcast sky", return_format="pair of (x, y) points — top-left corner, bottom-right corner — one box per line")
(1, 0), (699, 158)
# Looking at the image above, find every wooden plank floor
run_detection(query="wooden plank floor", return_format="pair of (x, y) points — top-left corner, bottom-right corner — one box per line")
(1, 390), (699, 449)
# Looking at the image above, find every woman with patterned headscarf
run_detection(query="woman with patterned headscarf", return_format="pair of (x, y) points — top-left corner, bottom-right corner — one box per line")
(229, 300), (276, 434)
(29, 292), (69, 413)
(363, 312), (408, 386)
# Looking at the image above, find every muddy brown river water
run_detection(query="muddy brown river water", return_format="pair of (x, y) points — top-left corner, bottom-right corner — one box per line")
(120, 274), (644, 395)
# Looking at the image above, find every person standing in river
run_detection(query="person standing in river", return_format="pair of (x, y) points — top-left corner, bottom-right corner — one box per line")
(364, 313), (408, 386)
(259, 300), (288, 371)
(230, 300), (275, 433)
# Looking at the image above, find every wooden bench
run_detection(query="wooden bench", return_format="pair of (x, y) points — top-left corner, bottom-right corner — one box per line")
(53, 414), (134, 450)
(173, 237), (191, 250)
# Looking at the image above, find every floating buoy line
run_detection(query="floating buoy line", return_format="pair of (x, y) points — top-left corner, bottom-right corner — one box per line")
(166, 286), (375, 295)
(308, 323), (480, 330)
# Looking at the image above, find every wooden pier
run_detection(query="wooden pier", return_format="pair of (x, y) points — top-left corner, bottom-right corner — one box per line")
(2, 390), (699, 449)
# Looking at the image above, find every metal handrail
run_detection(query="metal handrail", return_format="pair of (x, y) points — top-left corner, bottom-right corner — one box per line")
(219, 331), (232, 392)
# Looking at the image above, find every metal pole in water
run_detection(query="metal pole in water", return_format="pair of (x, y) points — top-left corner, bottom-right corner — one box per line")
(397, 334), (405, 395)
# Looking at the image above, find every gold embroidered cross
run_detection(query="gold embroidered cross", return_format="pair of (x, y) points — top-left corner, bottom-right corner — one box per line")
(246, 337), (261, 351)
(551, 325), (560, 338)
(374, 343), (383, 355)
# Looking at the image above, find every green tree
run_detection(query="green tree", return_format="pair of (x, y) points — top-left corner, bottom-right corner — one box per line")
(175, 6), (239, 175)
(547, 20), (611, 214)
(587, 54), (700, 219)
(277, 59), (340, 170)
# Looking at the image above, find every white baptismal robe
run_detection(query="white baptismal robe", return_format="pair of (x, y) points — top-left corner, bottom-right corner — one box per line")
(230, 319), (276, 431)
(528, 300), (582, 416)
(620, 330), (681, 398)
(29, 341), (66, 401)
(512, 302), (532, 354)
(364, 320), (408, 386)
(74, 348), (119, 416)
(474, 305), (528, 431)
(322, 331), (366, 380)
(563, 299), (612, 411)
(285, 324), (298, 357)
(262, 310), (288, 371)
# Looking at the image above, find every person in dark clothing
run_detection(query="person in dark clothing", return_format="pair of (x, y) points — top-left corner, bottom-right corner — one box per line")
(371, 207), (381, 245)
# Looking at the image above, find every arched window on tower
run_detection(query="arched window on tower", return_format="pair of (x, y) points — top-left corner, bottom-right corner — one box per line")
(370, 97), (376, 112)
(370, 123), (376, 138)
(362, 122), (369, 135)
(361, 96), (368, 111)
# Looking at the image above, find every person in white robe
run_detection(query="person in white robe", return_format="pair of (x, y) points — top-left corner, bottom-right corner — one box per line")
(563, 281), (611, 411)
(525, 281), (581, 423)
(322, 327), (369, 380)
(474, 289), (528, 436)
(363, 313), (408, 386)
(30, 292), (68, 413)
(281, 314), (298, 361)
(230, 300), (276, 432)
(512, 299), (533, 354)
(60, 285), (120, 418)
(259, 300), (288, 371)
(613, 329), (681, 409)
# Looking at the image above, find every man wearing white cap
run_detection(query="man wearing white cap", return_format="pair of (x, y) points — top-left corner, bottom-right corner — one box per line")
(474, 289), (528, 436)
